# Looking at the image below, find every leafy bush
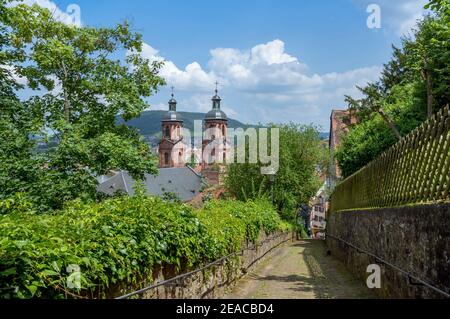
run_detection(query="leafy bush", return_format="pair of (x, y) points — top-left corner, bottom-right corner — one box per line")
(225, 124), (327, 213)
(336, 84), (427, 178)
(197, 200), (291, 256)
(0, 196), (289, 299)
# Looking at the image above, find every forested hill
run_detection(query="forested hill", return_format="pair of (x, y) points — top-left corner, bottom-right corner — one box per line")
(118, 110), (250, 136)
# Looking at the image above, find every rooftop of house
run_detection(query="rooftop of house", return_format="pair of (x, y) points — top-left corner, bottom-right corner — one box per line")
(97, 166), (204, 202)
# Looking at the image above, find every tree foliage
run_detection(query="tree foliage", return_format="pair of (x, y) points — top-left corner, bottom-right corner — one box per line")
(336, 1), (449, 178)
(0, 2), (165, 210)
(225, 124), (327, 218)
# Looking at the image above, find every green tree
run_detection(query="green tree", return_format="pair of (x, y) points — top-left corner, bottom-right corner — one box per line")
(337, 83), (427, 178)
(1, 2), (165, 210)
(337, 0), (449, 177)
(0, 0), (40, 205)
(345, 83), (402, 141)
(225, 124), (326, 218)
(403, 15), (450, 118)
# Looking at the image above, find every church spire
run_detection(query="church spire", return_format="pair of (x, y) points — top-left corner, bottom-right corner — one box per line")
(212, 81), (221, 110)
(168, 86), (177, 111)
(163, 86), (182, 123)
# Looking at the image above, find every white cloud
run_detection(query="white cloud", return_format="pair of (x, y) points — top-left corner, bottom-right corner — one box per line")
(141, 39), (382, 128)
(250, 39), (298, 65)
(1, 65), (28, 85)
(395, 0), (429, 36)
(355, 0), (428, 36)
(10, 0), (81, 26)
(139, 43), (218, 91)
(182, 94), (213, 113)
(144, 102), (166, 112)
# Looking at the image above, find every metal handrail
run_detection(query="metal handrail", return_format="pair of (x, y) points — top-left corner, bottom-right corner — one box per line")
(115, 232), (292, 299)
(327, 233), (450, 299)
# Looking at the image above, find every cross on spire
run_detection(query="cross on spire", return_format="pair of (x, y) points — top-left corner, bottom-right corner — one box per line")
(214, 81), (219, 94)
(168, 86), (177, 111)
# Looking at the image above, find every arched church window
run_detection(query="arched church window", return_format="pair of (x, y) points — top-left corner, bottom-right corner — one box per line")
(222, 125), (225, 137)
(165, 126), (170, 139)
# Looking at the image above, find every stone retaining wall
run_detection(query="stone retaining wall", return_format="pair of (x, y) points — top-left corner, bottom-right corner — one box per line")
(326, 203), (450, 299)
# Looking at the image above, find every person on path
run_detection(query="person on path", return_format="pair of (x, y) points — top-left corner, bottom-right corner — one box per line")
(298, 203), (311, 238)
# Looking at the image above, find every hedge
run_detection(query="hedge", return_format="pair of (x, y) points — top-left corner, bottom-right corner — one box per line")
(0, 195), (290, 299)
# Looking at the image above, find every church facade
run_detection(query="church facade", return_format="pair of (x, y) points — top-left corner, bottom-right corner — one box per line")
(158, 86), (231, 173)
(158, 92), (186, 168)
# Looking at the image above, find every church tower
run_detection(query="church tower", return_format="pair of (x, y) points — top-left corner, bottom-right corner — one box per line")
(159, 88), (186, 168)
(202, 83), (229, 168)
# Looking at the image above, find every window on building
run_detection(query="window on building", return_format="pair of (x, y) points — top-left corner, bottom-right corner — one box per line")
(165, 126), (170, 139)
(164, 152), (169, 165)
(222, 125), (225, 137)
(223, 152), (226, 163)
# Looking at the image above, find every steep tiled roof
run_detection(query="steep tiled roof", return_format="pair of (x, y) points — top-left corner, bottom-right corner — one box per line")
(97, 167), (204, 202)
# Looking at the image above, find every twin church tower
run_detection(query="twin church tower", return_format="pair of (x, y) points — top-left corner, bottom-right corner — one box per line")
(158, 84), (229, 169)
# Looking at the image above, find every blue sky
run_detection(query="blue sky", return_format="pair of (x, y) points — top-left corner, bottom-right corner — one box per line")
(19, 0), (429, 129)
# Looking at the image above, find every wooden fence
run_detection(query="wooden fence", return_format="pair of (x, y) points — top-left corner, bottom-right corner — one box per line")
(330, 106), (450, 213)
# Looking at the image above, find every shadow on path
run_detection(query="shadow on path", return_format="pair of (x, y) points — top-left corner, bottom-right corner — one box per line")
(225, 240), (376, 299)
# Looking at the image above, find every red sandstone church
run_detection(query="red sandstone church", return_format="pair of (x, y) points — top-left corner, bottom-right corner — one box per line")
(97, 86), (231, 202)
(158, 85), (230, 173)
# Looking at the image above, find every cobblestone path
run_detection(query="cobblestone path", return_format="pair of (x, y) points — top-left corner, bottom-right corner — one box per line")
(224, 240), (377, 299)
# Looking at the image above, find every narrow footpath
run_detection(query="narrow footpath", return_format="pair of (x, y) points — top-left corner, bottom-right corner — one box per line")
(224, 240), (377, 299)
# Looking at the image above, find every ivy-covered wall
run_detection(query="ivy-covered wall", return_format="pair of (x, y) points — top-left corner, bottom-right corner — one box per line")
(0, 196), (292, 299)
(120, 231), (295, 299)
